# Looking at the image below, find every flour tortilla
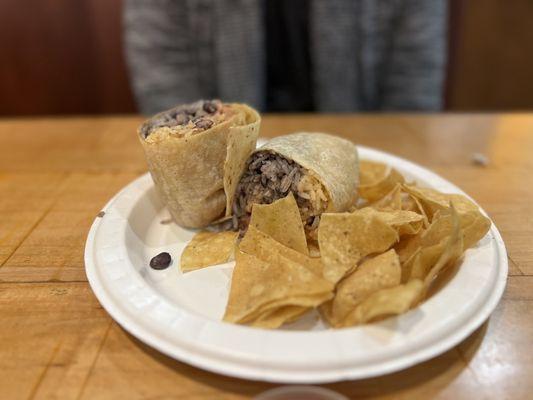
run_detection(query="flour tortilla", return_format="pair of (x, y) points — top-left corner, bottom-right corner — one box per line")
(251, 132), (359, 213)
(138, 103), (260, 228)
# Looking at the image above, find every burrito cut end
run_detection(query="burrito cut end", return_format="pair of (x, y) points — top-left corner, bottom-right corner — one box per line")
(233, 150), (329, 239)
(139, 99), (237, 141)
(232, 132), (359, 240)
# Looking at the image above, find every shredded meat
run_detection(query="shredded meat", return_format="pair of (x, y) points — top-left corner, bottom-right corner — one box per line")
(233, 151), (328, 238)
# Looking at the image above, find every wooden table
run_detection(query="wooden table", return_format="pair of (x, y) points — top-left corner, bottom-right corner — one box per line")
(1, 114), (532, 399)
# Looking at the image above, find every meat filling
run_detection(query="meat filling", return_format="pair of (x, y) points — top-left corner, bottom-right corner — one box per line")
(140, 99), (226, 139)
(233, 151), (329, 239)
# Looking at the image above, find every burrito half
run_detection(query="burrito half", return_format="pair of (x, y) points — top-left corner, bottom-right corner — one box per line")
(233, 132), (359, 239)
(138, 100), (260, 228)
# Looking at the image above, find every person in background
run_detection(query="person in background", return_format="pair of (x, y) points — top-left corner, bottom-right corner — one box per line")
(124, 0), (447, 114)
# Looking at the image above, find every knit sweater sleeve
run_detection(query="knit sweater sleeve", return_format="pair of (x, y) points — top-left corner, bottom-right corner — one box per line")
(123, 0), (201, 115)
(380, 0), (448, 111)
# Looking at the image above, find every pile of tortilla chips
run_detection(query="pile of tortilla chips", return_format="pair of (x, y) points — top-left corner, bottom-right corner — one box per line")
(179, 161), (491, 329)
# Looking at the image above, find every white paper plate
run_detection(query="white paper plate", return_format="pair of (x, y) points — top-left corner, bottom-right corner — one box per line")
(85, 145), (507, 383)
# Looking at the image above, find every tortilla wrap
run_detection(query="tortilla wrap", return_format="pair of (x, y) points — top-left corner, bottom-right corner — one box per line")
(138, 101), (260, 228)
(258, 132), (359, 211)
(233, 132), (359, 235)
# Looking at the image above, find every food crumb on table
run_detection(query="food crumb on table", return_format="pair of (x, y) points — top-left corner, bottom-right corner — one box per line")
(471, 152), (489, 167)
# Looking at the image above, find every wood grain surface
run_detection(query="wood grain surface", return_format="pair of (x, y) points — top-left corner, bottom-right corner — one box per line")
(1, 114), (532, 399)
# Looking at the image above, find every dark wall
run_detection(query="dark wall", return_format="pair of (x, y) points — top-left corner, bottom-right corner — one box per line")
(447, 0), (533, 110)
(0, 0), (136, 115)
(0, 1), (532, 115)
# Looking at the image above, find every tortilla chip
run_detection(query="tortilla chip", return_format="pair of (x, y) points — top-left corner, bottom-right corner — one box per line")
(241, 293), (330, 325)
(460, 211), (491, 249)
(180, 231), (238, 272)
(249, 192), (308, 255)
(401, 239), (446, 282)
(250, 306), (311, 329)
(370, 184), (403, 210)
(403, 193), (430, 227)
(396, 211), (451, 264)
(358, 161), (405, 202)
(359, 207), (424, 236)
(402, 185), (479, 222)
(239, 225), (323, 277)
(421, 204), (464, 297)
(341, 279), (424, 327)
(405, 185), (491, 244)
(327, 249), (401, 326)
(396, 201), (490, 265)
(223, 250), (333, 324)
(368, 183), (430, 231)
(318, 211), (399, 284)
(439, 207), (490, 250)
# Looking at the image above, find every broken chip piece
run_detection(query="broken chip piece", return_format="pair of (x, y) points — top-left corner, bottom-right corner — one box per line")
(180, 231), (238, 272)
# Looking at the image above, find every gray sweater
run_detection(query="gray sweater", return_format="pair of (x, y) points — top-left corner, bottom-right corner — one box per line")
(124, 0), (447, 114)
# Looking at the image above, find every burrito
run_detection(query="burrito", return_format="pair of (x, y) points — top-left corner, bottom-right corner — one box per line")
(233, 132), (359, 239)
(138, 100), (261, 228)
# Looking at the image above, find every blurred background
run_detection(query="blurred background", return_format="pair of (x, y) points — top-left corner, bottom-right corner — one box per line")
(1, 0), (532, 116)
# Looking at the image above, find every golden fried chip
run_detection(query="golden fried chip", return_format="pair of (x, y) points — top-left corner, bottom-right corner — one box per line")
(180, 231), (238, 272)
(461, 211), (491, 249)
(422, 204), (464, 297)
(251, 306), (310, 329)
(402, 185), (479, 222)
(402, 193), (430, 228)
(358, 161), (405, 202)
(400, 193), (417, 212)
(401, 239), (446, 282)
(438, 207), (490, 250)
(369, 183), (430, 231)
(223, 250), (333, 324)
(396, 200), (490, 265)
(341, 279), (424, 327)
(359, 160), (389, 185)
(318, 211), (399, 284)
(249, 192), (308, 255)
(359, 207), (424, 236)
(370, 184), (403, 210)
(242, 293), (330, 325)
(327, 249), (401, 326)
(240, 225), (323, 277)
(404, 185), (490, 243)
(396, 211), (453, 263)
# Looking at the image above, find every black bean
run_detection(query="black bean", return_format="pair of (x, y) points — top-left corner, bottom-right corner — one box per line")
(150, 252), (172, 270)
(203, 101), (218, 114)
(194, 119), (214, 130)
